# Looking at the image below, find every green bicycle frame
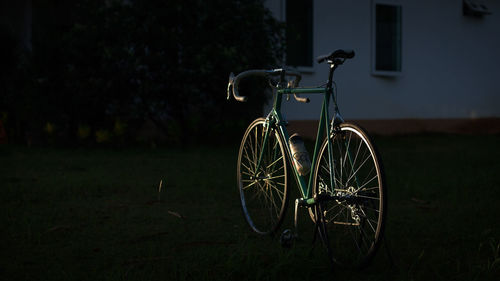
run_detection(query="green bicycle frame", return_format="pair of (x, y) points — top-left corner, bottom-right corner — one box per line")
(228, 63), (347, 206)
(255, 85), (336, 205)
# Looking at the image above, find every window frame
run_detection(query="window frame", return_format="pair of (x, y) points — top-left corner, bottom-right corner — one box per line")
(371, 0), (403, 77)
(284, 0), (314, 72)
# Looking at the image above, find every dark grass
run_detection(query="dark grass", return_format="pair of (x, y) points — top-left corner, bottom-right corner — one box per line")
(1, 134), (499, 280)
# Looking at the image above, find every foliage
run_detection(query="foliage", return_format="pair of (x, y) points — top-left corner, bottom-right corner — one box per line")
(0, 24), (34, 142)
(95, 129), (112, 143)
(1, 0), (284, 145)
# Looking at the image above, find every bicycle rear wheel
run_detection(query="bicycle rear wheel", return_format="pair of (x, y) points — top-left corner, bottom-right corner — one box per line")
(237, 118), (288, 235)
(313, 123), (386, 268)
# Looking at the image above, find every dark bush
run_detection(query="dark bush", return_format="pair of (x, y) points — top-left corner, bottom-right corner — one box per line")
(1, 0), (284, 145)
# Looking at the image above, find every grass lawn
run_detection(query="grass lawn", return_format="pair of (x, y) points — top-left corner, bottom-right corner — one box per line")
(1, 134), (499, 280)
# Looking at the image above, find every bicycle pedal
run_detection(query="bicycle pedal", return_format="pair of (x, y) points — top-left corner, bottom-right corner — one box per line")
(279, 229), (295, 248)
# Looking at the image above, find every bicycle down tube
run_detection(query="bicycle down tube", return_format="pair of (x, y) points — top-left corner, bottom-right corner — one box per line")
(270, 85), (333, 203)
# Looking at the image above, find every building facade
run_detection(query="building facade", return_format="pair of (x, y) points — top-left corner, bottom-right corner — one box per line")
(265, 0), (500, 134)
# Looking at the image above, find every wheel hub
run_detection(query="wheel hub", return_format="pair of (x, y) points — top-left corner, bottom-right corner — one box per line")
(250, 173), (271, 181)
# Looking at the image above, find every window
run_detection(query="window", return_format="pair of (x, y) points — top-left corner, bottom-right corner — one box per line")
(372, 2), (402, 75)
(286, 0), (313, 68)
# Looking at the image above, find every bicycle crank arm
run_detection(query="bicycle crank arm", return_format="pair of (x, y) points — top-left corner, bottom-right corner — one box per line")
(313, 193), (366, 205)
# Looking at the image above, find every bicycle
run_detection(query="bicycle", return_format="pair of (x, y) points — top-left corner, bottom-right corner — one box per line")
(227, 49), (387, 269)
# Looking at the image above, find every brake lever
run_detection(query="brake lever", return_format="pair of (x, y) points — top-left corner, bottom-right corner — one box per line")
(227, 72), (235, 100)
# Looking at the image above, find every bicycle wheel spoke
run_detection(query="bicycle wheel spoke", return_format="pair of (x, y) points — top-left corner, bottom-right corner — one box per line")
(267, 181), (285, 197)
(249, 127), (259, 170)
(362, 205), (380, 213)
(240, 170), (253, 177)
(241, 159), (254, 174)
(328, 204), (347, 222)
(355, 194), (380, 201)
(343, 132), (352, 168)
(356, 174), (379, 193)
(254, 126), (259, 164)
(242, 181), (257, 190)
(326, 204), (345, 221)
(346, 153), (372, 186)
(268, 164), (285, 176)
(243, 143), (256, 172)
(271, 189), (285, 217)
(358, 210), (380, 227)
(347, 137), (363, 180)
(340, 132), (352, 183)
(358, 207), (377, 234)
(356, 223), (373, 252)
(349, 220), (363, 255)
(266, 155), (283, 170)
(320, 163), (343, 189)
(266, 174), (286, 180)
(261, 184), (280, 217)
(265, 182), (278, 218)
(364, 217), (377, 235)
(248, 182), (263, 202)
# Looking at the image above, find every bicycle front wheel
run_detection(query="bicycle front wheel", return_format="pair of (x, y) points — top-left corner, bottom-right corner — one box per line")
(314, 123), (386, 268)
(237, 118), (288, 235)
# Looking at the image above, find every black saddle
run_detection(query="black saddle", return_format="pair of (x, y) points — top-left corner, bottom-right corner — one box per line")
(317, 49), (355, 64)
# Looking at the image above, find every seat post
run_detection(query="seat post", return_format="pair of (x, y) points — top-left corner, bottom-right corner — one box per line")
(327, 63), (339, 90)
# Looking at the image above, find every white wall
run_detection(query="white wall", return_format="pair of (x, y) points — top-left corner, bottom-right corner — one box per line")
(265, 0), (500, 120)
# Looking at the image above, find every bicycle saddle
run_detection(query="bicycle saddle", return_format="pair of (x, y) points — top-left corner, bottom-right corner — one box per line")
(317, 49), (355, 64)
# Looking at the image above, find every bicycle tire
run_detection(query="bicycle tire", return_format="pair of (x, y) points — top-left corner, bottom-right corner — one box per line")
(313, 122), (386, 268)
(237, 118), (289, 235)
